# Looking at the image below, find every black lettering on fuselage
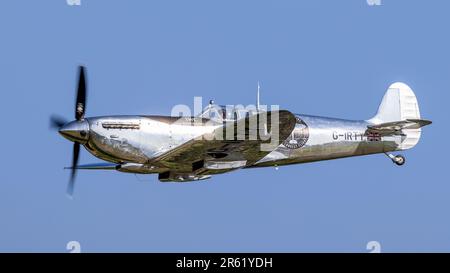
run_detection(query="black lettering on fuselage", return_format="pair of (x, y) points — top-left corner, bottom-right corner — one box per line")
(332, 131), (339, 140)
(332, 131), (365, 142)
(346, 132), (352, 140)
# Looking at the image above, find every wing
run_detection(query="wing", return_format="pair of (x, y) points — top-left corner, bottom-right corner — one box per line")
(366, 118), (432, 136)
(150, 110), (297, 174)
(65, 163), (118, 170)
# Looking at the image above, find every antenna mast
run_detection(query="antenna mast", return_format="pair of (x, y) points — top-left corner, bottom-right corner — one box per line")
(257, 81), (260, 111)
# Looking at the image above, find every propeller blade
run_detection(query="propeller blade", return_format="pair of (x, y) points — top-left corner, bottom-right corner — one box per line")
(67, 142), (80, 198)
(50, 115), (67, 130)
(75, 66), (87, 121)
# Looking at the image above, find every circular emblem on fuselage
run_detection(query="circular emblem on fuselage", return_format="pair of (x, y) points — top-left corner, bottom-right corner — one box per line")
(282, 116), (309, 149)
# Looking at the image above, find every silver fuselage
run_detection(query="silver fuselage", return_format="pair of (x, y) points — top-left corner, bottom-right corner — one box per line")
(81, 114), (398, 173)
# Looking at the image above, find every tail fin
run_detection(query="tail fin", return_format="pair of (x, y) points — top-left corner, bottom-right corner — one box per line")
(370, 82), (421, 123)
(368, 82), (430, 150)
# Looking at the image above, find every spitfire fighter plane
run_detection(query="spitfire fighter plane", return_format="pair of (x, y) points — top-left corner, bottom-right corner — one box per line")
(51, 66), (431, 196)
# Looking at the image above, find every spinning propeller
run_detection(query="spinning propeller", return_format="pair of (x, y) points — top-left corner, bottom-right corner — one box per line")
(50, 66), (88, 198)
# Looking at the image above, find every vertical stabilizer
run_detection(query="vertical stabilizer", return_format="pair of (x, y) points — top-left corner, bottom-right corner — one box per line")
(368, 82), (423, 150)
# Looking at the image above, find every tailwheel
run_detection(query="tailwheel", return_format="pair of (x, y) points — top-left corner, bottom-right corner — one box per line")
(393, 155), (405, 166)
(385, 153), (405, 166)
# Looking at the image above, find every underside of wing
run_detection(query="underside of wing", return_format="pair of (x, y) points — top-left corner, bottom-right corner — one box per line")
(151, 110), (297, 179)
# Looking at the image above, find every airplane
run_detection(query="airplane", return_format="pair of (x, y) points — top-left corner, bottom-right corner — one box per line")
(50, 66), (432, 197)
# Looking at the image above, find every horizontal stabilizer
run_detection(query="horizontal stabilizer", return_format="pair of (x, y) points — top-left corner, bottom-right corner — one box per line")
(367, 119), (432, 136)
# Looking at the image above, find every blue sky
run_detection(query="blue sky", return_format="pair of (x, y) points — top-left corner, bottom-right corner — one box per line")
(0, 0), (448, 252)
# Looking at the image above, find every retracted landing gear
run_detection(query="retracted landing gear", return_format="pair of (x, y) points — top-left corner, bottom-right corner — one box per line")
(385, 153), (405, 166)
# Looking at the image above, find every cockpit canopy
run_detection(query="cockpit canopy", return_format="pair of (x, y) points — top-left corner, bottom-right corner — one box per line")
(198, 104), (258, 122)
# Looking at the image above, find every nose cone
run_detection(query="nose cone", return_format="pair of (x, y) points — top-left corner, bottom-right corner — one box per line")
(59, 120), (89, 143)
